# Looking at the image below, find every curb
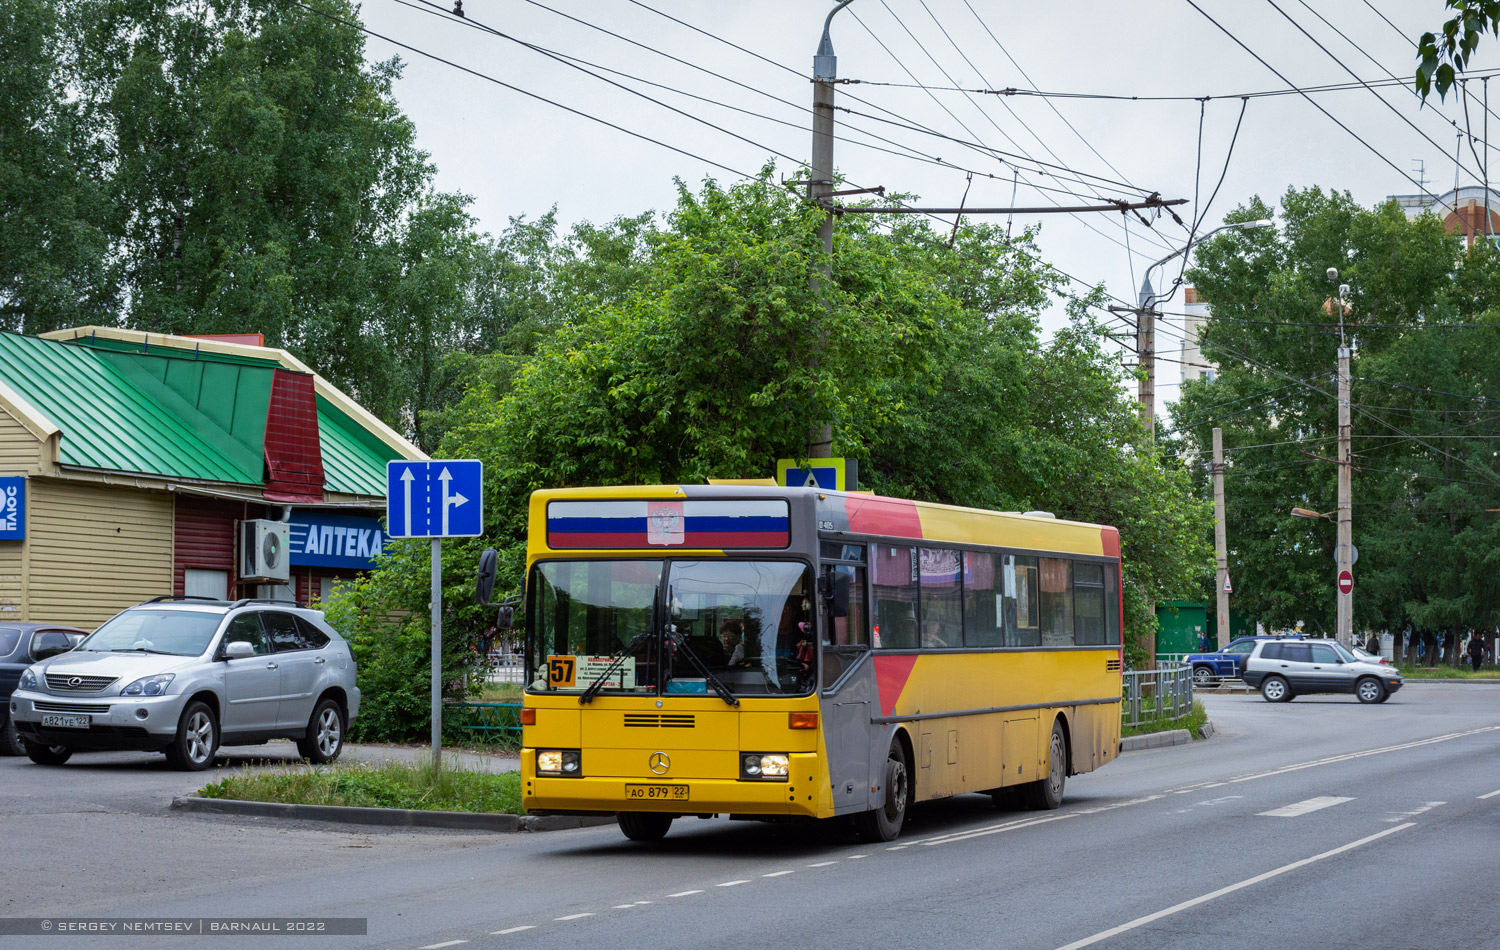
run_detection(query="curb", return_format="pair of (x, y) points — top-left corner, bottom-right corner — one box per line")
(170, 796), (615, 833)
(1120, 728), (1193, 752)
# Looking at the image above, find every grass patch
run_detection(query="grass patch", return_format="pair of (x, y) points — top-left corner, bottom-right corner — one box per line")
(475, 683), (523, 702)
(1122, 699), (1208, 739)
(1389, 666), (1500, 680)
(199, 760), (524, 814)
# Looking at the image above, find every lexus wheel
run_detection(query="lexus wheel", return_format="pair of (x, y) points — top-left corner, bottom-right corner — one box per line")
(22, 738), (71, 765)
(165, 701), (219, 771)
(297, 699), (345, 764)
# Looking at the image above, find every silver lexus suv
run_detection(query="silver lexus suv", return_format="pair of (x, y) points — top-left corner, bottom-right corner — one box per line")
(8, 597), (360, 770)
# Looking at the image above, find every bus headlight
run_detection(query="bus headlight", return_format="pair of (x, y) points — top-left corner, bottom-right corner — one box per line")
(536, 749), (582, 776)
(741, 753), (789, 781)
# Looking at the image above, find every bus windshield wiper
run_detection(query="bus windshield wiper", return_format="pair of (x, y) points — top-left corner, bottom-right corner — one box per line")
(577, 632), (650, 705)
(664, 625), (739, 707)
(579, 590), (659, 705)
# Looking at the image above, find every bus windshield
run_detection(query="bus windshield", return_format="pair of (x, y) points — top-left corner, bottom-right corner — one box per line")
(527, 559), (814, 697)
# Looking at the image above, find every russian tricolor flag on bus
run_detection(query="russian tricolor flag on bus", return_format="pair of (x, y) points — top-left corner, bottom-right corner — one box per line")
(547, 499), (790, 549)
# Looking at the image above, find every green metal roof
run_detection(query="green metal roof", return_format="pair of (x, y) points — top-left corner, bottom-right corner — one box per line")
(0, 333), (262, 484)
(1, 331), (408, 498)
(317, 397), (393, 496)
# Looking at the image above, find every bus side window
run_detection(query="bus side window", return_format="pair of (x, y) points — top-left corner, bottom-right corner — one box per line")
(873, 545), (918, 649)
(1040, 558), (1074, 647)
(1074, 562), (1107, 645)
(963, 550), (1002, 647)
(1005, 555), (1040, 647)
(822, 564), (868, 689)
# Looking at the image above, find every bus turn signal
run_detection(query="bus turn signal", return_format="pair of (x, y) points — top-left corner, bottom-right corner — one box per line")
(789, 712), (818, 730)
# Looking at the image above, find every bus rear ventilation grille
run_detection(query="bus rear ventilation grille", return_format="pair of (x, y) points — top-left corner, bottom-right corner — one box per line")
(623, 713), (696, 728)
(1105, 659), (1122, 671)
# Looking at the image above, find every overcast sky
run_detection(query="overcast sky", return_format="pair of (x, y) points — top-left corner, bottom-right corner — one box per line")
(355, 0), (1498, 417)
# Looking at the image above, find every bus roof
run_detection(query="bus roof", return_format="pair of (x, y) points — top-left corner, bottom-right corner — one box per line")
(528, 485), (1119, 559)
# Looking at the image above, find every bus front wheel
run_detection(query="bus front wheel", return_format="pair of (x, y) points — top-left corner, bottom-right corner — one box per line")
(855, 741), (909, 842)
(617, 812), (673, 841)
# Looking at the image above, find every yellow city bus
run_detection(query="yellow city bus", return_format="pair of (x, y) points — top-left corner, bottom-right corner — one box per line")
(520, 484), (1123, 841)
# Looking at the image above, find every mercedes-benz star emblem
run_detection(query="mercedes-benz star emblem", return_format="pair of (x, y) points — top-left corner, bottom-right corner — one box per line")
(648, 752), (670, 775)
(67, 676), (82, 688)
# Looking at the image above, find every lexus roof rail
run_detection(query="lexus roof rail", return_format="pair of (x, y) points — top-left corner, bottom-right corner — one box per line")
(227, 598), (302, 609)
(139, 595), (228, 605)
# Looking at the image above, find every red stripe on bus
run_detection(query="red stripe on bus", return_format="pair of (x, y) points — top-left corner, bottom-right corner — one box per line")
(1100, 526), (1120, 558)
(873, 654), (919, 718)
(844, 496), (924, 539)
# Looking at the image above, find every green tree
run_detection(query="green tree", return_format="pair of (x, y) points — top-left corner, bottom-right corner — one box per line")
(0, 0), (114, 331)
(1175, 187), (1500, 659)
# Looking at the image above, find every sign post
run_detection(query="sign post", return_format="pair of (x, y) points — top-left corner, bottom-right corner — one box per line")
(387, 460), (484, 771)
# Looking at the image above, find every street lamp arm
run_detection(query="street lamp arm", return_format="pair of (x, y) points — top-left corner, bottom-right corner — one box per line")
(814, 1), (856, 79)
(1138, 219), (1273, 311)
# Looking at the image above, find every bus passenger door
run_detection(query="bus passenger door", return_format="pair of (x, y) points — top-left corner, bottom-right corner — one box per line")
(825, 697), (872, 814)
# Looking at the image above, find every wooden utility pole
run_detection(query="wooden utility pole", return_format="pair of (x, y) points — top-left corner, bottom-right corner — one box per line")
(1213, 427), (1229, 649)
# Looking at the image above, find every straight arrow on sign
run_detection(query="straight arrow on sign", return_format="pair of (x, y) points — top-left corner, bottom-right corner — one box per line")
(400, 467), (415, 537)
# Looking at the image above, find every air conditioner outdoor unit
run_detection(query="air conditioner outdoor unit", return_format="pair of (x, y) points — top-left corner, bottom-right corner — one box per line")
(241, 519), (290, 583)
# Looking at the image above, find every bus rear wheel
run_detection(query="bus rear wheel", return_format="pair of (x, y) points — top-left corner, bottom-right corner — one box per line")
(854, 741), (909, 842)
(1022, 720), (1067, 810)
(617, 812), (673, 841)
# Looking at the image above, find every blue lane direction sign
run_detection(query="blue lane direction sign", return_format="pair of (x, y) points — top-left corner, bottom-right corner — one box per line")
(387, 460), (484, 538)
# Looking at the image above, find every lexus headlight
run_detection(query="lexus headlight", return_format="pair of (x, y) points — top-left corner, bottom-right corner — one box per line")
(536, 749), (581, 776)
(741, 753), (790, 781)
(18, 668), (37, 691)
(122, 674), (175, 697)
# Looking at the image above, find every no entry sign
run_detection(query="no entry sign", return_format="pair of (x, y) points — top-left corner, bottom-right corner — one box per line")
(1337, 570), (1353, 595)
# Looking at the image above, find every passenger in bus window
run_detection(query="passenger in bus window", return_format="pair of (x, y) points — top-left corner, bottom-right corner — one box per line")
(720, 619), (744, 665)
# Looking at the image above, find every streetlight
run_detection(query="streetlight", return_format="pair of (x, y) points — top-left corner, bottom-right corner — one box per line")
(1290, 507), (1334, 520)
(1134, 219), (1274, 435)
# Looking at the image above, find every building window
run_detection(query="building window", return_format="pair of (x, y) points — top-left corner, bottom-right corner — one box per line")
(184, 569), (228, 599)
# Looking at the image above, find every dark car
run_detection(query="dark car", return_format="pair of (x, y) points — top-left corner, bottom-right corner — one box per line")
(0, 623), (89, 755)
(1181, 635), (1302, 686)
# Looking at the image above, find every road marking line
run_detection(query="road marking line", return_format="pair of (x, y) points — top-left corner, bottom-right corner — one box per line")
(762, 871), (796, 877)
(807, 861), (838, 867)
(886, 845), (908, 850)
(717, 880), (750, 887)
(921, 813), (1074, 845)
(1226, 727), (1500, 787)
(1480, 789), (1500, 800)
(1258, 796), (1355, 818)
(1384, 802), (1445, 821)
(847, 854), (869, 859)
(555, 913), (594, 921)
(491, 927), (534, 935)
(668, 890), (703, 898)
(633, 901), (652, 905)
(1052, 823), (1415, 950)
(613, 905), (637, 909)
(420, 942), (468, 949)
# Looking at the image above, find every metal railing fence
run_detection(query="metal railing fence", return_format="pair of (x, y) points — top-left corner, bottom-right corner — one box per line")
(1122, 662), (1194, 728)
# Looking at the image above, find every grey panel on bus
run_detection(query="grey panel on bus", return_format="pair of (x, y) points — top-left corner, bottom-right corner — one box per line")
(821, 650), (880, 815)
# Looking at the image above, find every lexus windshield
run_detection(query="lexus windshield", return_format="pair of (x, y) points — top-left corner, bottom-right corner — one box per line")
(526, 559), (815, 697)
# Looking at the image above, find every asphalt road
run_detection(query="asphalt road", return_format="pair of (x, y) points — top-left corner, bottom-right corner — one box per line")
(3, 682), (1497, 950)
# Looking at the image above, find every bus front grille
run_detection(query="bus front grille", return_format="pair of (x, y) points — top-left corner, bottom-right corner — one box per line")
(623, 714), (696, 729)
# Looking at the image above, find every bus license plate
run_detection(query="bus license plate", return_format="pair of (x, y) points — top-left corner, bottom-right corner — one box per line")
(625, 784), (688, 801)
(41, 714), (89, 729)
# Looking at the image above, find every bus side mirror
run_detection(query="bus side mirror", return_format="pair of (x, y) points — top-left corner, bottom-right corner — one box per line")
(475, 548), (498, 605)
(824, 571), (851, 618)
(495, 604), (515, 631)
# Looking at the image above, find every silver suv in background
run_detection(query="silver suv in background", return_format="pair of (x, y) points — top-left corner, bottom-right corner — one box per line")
(1242, 638), (1402, 704)
(8, 597), (359, 770)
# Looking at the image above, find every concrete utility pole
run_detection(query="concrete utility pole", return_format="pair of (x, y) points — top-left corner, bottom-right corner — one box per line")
(1135, 282), (1157, 436)
(806, 1), (852, 460)
(1213, 427), (1230, 649)
(1330, 268), (1354, 646)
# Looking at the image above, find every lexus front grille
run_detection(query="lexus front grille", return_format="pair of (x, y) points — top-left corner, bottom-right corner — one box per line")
(44, 673), (118, 693)
(34, 701), (111, 715)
